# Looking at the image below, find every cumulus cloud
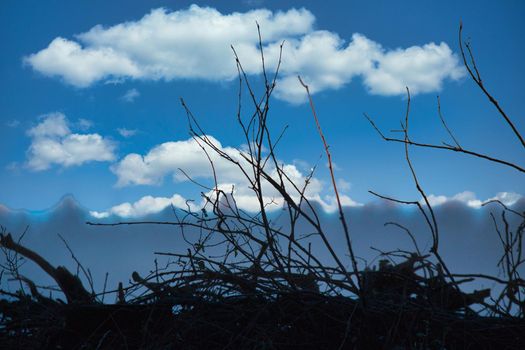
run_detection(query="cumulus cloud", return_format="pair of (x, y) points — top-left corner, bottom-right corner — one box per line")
(90, 193), (197, 218)
(91, 191), (362, 218)
(90, 189), (362, 218)
(25, 37), (141, 87)
(110, 134), (361, 214)
(26, 113), (116, 170)
(423, 191), (522, 208)
(362, 41), (465, 95)
(88, 187), (522, 219)
(25, 5), (464, 103)
(121, 88), (140, 102)
(112, 135), (241, 186)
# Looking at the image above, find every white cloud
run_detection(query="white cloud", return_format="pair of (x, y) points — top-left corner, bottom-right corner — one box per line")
(485, 192), (522, 207)
(91, 189), (363, 218)
(424, 191), (522, 208)
(111, 135), (250, 187)
(117, 128), (137, 137)
(25, 37), (141, 87)
(363, 41), (465, 95)
(25, 6), (464, 103)
(90, 193), (197, 218)
(121, 88), (140, 102)
(110, 135), (361, 214)
(307, 193), (362, 213)
(26, 113), (116, 171)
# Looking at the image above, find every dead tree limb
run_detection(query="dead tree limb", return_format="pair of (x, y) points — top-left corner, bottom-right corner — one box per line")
(0, 233), (92, 303)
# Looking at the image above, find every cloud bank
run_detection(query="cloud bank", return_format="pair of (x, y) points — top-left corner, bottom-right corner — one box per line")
(25, 5), (464, 103)
(92, 189), (523, 219)
(424, 191), (522, 208)
(2, 194), (523, 298)
(109, 134), (361, 215)
(26, 113), (115, 170)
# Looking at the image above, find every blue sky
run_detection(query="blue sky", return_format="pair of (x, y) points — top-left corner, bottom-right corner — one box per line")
(1, 0), (524, 217)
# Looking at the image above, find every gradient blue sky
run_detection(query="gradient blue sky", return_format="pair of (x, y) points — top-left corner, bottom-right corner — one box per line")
(1, 0), (523, 216)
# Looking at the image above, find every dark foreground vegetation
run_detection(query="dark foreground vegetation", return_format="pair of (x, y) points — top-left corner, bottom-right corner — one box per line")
(1, 24), (524, 349)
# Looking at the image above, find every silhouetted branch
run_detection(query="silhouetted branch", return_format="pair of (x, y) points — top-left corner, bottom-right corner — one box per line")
(459, 21), (525, 149)
(0, 232), (92, 303)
